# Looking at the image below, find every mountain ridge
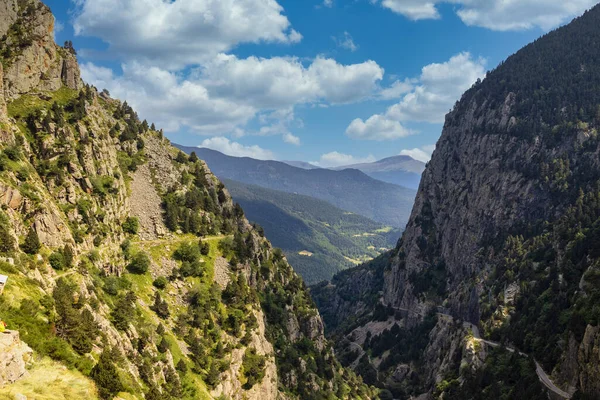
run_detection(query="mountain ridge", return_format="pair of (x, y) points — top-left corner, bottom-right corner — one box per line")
(175, 145), (416, 228)
(0, 2), (376, 399)
(313, 4), (600, 399)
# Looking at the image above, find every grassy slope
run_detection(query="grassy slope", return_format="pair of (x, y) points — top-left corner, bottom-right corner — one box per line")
(223, 179), (401, 285)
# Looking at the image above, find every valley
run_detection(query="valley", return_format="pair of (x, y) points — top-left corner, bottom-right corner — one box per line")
(2, 0), (600, 399)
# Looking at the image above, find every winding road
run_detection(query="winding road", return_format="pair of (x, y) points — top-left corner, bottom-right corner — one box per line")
(391, 306), (572, 399)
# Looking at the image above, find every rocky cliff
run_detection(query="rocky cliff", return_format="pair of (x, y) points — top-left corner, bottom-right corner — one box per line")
(314, 4), (600, 399)
(0, 331), (33, 387)
(0, 1), (374, 399)
(0, 0), (81, 99)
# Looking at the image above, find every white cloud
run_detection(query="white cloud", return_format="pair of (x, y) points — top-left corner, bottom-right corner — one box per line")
(202, 54), (383, 107)
(200, 137), (275, 160)
(346, 114), (413, 140)
(283, 133), (301, 145)
(81, 62), (256, 134)
(373, 0), (597, 31)
(386, 52), (486, 123)
(346, 52), (485, 141)
(379, 78), (414, 100)
(314, 152), (377, 168)
(82, 55), (384, 136)
(379, 0), (440, 20)
(73, 0), (302, 69)
(323, 0), (333, 7)
(399, 145), (435, 163)
(332, 32), (358, 52)
(54, 19), (64, 33)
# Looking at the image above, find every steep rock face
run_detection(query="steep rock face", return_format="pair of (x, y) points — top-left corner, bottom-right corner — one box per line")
(317, 4), (600, 398)
(0, 0), (81, 100)
(0, 331), (33, 386)
(383, 92), (548, 323)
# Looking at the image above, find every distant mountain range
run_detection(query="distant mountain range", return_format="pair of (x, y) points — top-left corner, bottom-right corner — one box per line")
(334, 155), (426, 190)
(223, 179), (401, 284)
(175, 146), (416, 228)
(281, 155), (425, 189)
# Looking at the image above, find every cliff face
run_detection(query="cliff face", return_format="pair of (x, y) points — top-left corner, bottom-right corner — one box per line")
(0, 1), (374, 399)
(316, 4), (600, 399)
(0, 331), (33, 387)
(0, 0), (81, 100)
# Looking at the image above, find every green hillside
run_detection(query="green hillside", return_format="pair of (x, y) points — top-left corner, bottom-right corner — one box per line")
(223, 179), (401, 285)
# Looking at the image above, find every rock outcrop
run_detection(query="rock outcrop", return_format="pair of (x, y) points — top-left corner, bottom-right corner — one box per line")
(0, 331), (33, 386)
(0, 0), (81, 100)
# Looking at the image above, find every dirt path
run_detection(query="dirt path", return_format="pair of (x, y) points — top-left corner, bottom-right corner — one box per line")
(390, 306), (572, 399)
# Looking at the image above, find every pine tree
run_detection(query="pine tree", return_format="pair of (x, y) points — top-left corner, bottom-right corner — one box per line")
(91, 350), (123, 400)
(21, 227), (41, 254)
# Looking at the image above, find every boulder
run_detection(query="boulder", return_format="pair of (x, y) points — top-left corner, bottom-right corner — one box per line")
(0, 330), (33, 386)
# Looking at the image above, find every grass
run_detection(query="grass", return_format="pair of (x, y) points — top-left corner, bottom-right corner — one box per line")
(0, 357), (98, 400)
(7, 87), (78, 120)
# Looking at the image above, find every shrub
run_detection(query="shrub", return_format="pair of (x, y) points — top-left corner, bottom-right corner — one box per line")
(16, 168), (29, 181)
(241, 347), (266, 389)
(0, 219), (15, 253)
(3, 146), (21, 161)
(128, 251), (150, 274)
(49, 251), (66, 270)
(199, 241), (210, 256)
(153, 276), (168, 289)
(122, 216), (140, 234)
(21, 227), (41, 254)
(150, 292), (170, 319)
(173, 241), (201, 263)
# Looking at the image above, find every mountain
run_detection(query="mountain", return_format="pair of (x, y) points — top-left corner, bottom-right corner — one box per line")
(223, 179), (402, 285)
(175, 145), (417, 228)
(0, 2), (375, 399)
(281, 160), (320, 170)
(313, 5), (600, 399)
(335, 155), (426, 190)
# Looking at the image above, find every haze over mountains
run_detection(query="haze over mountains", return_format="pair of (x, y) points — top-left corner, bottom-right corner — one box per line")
(333, 155), (426, 190)
(175, 145), (417, 228)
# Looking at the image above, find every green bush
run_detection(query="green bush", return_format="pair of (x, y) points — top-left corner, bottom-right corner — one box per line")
(0, 217), (15, 253)
(153, 276), (168, 289)
(49, 251), (66, 270)
(241, 347), (266, 389)
(16, 167), (29, 182)
(127, 251), (150, 274)
(3, 146), (21, 161)
(122, 217), (140, 234)
(21, 227), (41, 254)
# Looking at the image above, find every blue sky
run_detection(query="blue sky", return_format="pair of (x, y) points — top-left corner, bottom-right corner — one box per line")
(45, 0), (597, 166)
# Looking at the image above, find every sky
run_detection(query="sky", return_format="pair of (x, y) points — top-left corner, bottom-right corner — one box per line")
(45, 0), (599, 166)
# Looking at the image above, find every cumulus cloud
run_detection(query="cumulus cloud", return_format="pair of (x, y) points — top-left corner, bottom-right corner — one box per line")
(202, 54), (383, 107)
(332, 32), (358, 52)
(314, 152), (377, 168)
(399, 144), (436, 163)
(379, 78), (414, 100)
(82, 55), (383, 136)
(386, 52), (486, 123)
(200, 137), (275, 160)
(73, 0), (301, 68)
(374, 0), (597, 31)
(346, 52), (485, 140)
(378, 0), (440, 20)
(346, 114), (413, 141)
(81, 62), (256, 134)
